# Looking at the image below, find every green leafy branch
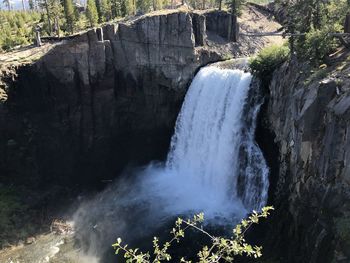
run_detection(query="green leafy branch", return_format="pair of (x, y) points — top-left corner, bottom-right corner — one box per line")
(112, 206), (274, 263)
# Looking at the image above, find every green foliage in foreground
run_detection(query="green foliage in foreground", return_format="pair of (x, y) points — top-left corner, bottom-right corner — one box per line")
(113, 206), (274, 262)
(249, 44), (290, 82)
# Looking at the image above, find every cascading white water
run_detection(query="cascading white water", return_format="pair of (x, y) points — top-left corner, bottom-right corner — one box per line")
(114, 66), (269, 218)
(167, 67), (250, 197)
(73, 65), (270, 259)
(238, 99), (270, 210)
(162, 66), (269, 214)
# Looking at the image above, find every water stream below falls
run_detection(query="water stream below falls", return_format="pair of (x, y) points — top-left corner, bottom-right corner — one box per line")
(72, 65), (270, 261)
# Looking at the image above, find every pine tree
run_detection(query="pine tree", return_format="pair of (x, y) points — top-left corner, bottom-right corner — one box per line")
(29, 0), (35, 9)
(281, 0), (328, 33)
(40, 0), (63, 35)
(120, 0), (127, 16)
(189, 0), (198, 9)
(217, 0), (222, 10)
(51, 0), (63, 36)
(3, 0), (11, 10)
(86, 0), (98, 26)
(42, 0), (52, 34)
(161, 0), (169, 8)
(64, 0), (76, 33)
(151, 0), (162, 10)
(110, 0), (121, 18)
(124, 0), (135, 15)
(100, 0), (112, 22)
(226, 0), (245, 42)
(95, 0), (102, 22)
(136, 0), (151, 13)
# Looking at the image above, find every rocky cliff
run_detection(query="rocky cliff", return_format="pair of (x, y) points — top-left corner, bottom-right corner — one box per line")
(0, 7), (281, 191)
(0, 6), (284, 249)
(0, 11), (221, 190)
(262, 56), (350, 263)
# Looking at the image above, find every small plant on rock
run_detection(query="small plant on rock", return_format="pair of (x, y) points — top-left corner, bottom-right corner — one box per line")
(249, 45), (290, 83)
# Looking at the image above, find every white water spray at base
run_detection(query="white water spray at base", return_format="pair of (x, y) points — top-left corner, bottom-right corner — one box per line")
(73, 66), (269, 259)
(138, 66), (269, 218)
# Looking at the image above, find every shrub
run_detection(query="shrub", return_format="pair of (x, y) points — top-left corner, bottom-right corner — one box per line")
(303, 68), (328, 86)
(249, 44), (290, 83)
(300, 25), (340, 65)
(113, 207), (274, 262)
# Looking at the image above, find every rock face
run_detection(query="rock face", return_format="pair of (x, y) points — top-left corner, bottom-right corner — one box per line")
(263, 58), (350, 263)
(0, 7), (286, 250)
(1, 5), (281, 191)
(204, 10), (231, 39)
(0, 11), (225, 188)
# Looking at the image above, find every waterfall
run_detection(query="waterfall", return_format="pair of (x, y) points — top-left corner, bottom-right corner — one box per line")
(136, 66), (269, 218)
(73, 65), (270, 259)
(164, 66), (269, 213)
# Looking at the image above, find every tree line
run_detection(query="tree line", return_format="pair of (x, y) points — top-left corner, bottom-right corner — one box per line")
(0, 10), (41, 50)
(276, 0), (350, 64)
(0, 0), (253, 51)
(2, 0), (349, 57)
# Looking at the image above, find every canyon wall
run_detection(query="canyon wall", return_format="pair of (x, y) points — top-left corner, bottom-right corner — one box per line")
(0, 5), (281, 191)
(0, 11), (223, 189)
(264, 58), (350, 263)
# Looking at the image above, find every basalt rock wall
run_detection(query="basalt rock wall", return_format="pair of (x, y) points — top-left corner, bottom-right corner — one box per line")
(0, 11), (222, 189)
(262, 58), (350, 263)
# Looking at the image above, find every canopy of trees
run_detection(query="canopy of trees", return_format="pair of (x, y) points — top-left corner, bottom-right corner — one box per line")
(1, 0), (349, 57)
(0, 10), (40, 51)
(0, 0), (248, 51)
(276, 0), (350, 63)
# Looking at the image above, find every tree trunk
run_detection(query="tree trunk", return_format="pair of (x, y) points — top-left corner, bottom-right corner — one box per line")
(228, 0), (238, 42)
(336, 36), (350, 49)
(35, 30), (42, 47)
(44, 0), (52, 35)
(218, 0), (221, 10)
(21, 0), (25, 10)
(54, 17), (60, 37)
(202, 0), (205, 9)
(313, 0), (321, 30)
(231, 14), (238, 42)
(345, 13), (350, 33)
